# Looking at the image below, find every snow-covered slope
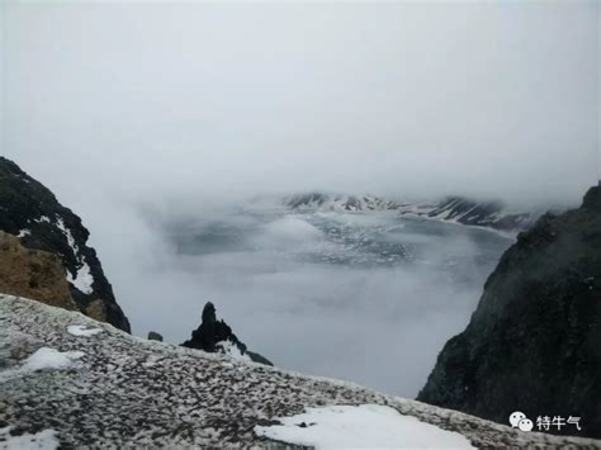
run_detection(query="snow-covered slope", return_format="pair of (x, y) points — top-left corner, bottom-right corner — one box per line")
(284, 192), (541, 233)
(396, 196), (540, 233)
(284, 192), (400, 212)
(2, 294), (599, 448)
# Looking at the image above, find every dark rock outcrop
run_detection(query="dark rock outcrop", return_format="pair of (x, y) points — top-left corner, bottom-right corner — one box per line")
(418, 184), (601, 438)
(182, 302), (272, 365)
(147, 331), (163, 342)
(0, 157), (130, 332)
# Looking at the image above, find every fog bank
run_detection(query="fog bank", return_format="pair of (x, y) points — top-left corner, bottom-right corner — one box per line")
(2, 2), (599, 209)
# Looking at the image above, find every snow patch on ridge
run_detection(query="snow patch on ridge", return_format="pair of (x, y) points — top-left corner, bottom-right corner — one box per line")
(0, 427), (59, 450)
(65, 260), (94, 295)
(56, 216), (95, 294)
(254, 404), (476, 449)
(67, 325), (103, 337)
(21, 347), (84, 371)
(55, 218), (77, 254)
(216, 340), (252, 362)
(34, 216), (51, 224)
(0, 347), (84, 383)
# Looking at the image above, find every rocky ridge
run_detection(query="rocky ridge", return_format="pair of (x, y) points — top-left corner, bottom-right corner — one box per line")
(284, 192), (540, 232)
(397, 196), (540, 232)
(0, 157), (130, 332)
(1, 294), (600, 448)
(418, 184), (601, 438)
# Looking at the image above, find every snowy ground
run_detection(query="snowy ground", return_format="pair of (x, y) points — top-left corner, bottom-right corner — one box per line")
(2, 295), (599, 448)
(255, 404), (475, 449)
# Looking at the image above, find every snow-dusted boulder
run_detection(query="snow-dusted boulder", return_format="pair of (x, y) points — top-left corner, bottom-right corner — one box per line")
(1, 294), (599, 448)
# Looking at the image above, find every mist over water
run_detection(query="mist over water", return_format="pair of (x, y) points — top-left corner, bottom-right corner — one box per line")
(116, 198), (512, 396)
(1, 1), (597, 398)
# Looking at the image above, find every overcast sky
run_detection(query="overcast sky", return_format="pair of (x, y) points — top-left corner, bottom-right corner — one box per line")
(2, 1), (599, 211)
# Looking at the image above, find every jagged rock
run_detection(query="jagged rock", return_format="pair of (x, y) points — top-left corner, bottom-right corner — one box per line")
(1, 295), (600, 448)
(147, 331), (163, 342)
(182, 302), (273, 365)
(418, 185), (601, 438)
(0, 157), (130, 332)
(0, 231), (78, 312)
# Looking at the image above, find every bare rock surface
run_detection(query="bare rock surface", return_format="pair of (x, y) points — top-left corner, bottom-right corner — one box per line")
(1, 295), (599, 448)
(0, 232), (78, 312)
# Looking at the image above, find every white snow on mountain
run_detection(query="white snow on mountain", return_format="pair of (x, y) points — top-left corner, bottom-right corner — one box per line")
(254, 403), (475, 449)
(16, 229), (31, 238)
(0, 427), (59, 450)
(55, 218), (77, 253)
(34, 216), (51, 224)
(215, 340), (252, 362)
(285, 192), (400, 213)
(0, 346), (84, 383)
(65, 259), (94, 295)
(25, 214), (96, 294)
(55, 216), (95, 294)
(21, 347), (84, 372)
(66, 325), (103, 337)
(284, 192), (542, 233)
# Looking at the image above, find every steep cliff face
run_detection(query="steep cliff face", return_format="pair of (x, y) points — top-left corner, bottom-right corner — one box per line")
(418, 185), (601, 438)
(0, 157), (130, 332)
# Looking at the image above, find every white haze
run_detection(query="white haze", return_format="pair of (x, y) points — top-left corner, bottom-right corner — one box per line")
(2, 1), (599, 206)
(1, 1), (599, 396)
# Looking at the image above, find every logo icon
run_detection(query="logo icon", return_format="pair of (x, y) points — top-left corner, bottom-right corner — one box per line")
(509, 411), (532, 432)
(518, 418), (534, 431)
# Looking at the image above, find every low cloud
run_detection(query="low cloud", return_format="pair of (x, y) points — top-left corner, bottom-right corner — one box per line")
(1, 1), (598, 396)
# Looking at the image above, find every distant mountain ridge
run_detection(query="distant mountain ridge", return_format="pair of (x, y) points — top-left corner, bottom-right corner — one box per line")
(285, 192), (400, 212)
(284, 192), (542, 232)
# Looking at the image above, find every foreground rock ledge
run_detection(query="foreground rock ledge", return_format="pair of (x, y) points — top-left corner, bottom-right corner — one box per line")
(1, 295), (599, 448)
